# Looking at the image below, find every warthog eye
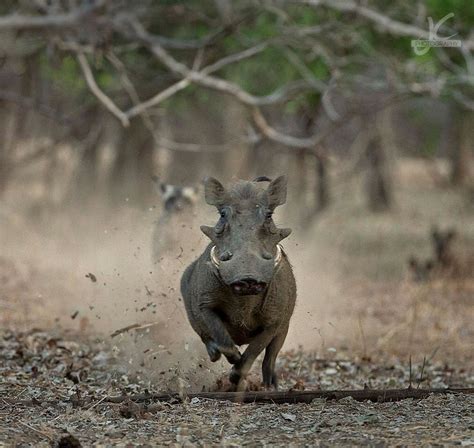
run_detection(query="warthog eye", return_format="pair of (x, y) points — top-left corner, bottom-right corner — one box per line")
(215, 207), (230, 234)
(265, 210), (273, 220)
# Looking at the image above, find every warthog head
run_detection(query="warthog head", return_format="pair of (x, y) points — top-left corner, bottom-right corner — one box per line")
(201, 176), (291, 296)
(152, 175), (199, 214)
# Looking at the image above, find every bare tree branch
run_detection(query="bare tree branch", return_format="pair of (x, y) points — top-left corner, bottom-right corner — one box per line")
(252, 108), (335, 150)
(299, 0), (474, 51)
(125, 78), (191, 119)
(126, 20), (321, 107)
(0, 0), (105, 31)
(124, 42), (272, 119)
(76, 52), (130, 127)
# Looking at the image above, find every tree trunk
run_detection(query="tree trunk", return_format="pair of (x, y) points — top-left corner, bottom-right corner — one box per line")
(451, 110), (473, 186)
(109, 118), (155, 207)
(73, 112), (103, 205)
(366, 136), (392, 212)
(315, 153), (329, 212)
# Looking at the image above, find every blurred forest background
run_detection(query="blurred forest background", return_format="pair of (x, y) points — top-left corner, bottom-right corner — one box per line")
(0, 0), (472, 218)
(0, 1), (473, 362)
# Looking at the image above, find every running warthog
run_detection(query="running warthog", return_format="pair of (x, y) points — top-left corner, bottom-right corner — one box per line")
(180, 176), (296, 389)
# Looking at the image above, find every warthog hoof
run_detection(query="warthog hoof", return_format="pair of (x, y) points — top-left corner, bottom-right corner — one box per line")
(206, 341), (241, 364)
(229, 367), (247, 391)
(262, 370), (278, 389)
(205, 341), (222, 362)
(229, 367), (241, 385)
(221, 346), (241, 365)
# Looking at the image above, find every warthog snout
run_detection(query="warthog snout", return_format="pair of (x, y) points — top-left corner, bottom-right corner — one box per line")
(230, 277), (267, 295)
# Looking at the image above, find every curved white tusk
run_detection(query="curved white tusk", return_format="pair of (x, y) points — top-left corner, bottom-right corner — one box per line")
(210, 244), (283, 270)
(210, 246), (220, 268)
(274, 244), (283, 267)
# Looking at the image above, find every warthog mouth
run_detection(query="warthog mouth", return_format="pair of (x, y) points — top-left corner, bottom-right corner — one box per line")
(209, 245), (283, 270)
(230, 278), (267, 295)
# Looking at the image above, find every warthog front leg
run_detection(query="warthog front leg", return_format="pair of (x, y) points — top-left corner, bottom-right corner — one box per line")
(229, 325), (279, 390)
(262, 325), (289, 388)
(199, 306), (241, 364)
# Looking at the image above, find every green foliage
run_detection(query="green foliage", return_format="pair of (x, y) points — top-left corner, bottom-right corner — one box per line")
(425, 0), (474, 29)
(40, 55), (85, 96)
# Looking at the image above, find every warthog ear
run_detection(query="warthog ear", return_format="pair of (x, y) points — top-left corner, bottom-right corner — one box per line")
(200, 225), (215, 241)
(266, 175), (287, 210)
(203, 177), (226, 207)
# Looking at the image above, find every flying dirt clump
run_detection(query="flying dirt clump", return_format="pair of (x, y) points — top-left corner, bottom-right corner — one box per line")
(180, 176), (296, 390)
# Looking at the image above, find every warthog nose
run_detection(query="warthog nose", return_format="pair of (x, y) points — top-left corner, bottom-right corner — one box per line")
(219, 250), (233, 262)
(230, 277), (267, 295)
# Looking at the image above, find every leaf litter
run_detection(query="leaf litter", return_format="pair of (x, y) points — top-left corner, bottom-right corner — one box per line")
(0, 328), (473, 446)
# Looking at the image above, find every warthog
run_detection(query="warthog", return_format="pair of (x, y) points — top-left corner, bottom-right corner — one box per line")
(151, 176), (198, 262)
(180, 176), (296, 390)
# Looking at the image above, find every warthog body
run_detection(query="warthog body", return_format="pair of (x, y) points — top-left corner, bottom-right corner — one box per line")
(180, 176), (296, 389)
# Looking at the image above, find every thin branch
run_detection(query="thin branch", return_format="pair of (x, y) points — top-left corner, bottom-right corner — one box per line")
(201, 42), (268, 74)
(300, 0), (474, 51)
(125, 78), (191, 119)
(0, 0), (105, 30)
(252, 108), (339, 150)
(76, 52), (130, 127)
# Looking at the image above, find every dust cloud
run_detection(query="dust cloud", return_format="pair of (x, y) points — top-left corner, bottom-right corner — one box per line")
(1, 196), (345, 391)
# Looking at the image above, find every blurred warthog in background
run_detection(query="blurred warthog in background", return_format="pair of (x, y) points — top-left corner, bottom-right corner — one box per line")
(151, 176), (199, 262)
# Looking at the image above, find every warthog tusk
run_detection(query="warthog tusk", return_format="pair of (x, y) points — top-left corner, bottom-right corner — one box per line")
(210, 245), (283, 269)
(210, 245), (221, 268)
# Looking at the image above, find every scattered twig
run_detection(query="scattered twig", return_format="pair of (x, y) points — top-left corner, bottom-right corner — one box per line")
(417, 356), (427, 389)
(18, 421), (52, 441)
(408, 355), (413, 389)
(110, 322), (159, 338)
(110, 323), (142, 338)
(87, 395), (108, 411)
(357, 315), (367, 359)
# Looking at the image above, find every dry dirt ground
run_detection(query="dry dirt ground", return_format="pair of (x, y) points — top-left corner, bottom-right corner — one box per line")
(1, 166), (473, 446)
(0, 328), (473, 447)
(0, 247), (473, 446)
